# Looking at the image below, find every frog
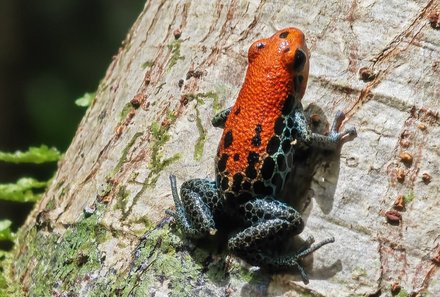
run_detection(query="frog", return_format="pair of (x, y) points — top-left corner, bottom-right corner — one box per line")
(166, 27), (357, 284)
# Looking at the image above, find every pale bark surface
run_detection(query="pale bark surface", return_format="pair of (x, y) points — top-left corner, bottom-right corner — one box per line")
(7, 0), (440, 296)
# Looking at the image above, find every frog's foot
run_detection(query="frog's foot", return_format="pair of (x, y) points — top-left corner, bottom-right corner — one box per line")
(271, 236), (334, 284)
(166, 175), (219, 238)
(235, 237), (334, 284)
(329, 110), (357, 145)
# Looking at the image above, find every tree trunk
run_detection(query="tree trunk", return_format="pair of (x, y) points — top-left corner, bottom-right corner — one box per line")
(6, 0), (440, 296)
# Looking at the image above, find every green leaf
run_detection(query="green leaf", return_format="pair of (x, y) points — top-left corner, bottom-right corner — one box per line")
(0, 145), (61, 164)
(75, 92), (95, 107)
(0, 220), (14, 241)
(0, 178), (47, 203)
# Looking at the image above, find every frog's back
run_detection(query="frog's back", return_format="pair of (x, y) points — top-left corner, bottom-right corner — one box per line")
(215, 27), (310, 202)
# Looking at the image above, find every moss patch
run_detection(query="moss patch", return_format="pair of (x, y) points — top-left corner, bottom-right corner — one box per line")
(404, 191), (415, 203)
(113, 185), (130, 212)
(107, 132), (143, 181)
(184, 91), (220, 160)
(167, 40), (184, 70)
(111, 223), (209, 296)
(141, 60), (154, 69)
(146, 122), (181, 188)
(118, 102), (135, 124)
(12, 207), (108, 296)
(194, 107), (207, 161)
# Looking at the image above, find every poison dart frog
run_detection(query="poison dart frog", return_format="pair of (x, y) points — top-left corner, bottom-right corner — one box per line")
(166, 27), (357, 284)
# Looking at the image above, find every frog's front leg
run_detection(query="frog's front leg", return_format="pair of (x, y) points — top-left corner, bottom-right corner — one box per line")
(294, 106), (357, 150)
(166, 175), (223, 238)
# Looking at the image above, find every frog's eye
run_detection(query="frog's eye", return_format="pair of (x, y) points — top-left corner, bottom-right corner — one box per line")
(292, 49), (306, 72)
(248, 40), (266, 63)
(256, 42), (265, 49)
(279, 31), (289, 39)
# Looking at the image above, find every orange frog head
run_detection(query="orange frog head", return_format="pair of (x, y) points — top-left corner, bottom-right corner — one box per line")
(246, 27), (310, 99)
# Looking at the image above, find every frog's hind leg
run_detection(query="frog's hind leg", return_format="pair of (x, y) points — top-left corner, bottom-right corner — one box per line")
(167, 175), (223, 239)
(227, 197), (333, 284)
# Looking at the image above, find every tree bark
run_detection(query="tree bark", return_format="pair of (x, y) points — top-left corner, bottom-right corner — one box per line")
(6, 0), (440, 296)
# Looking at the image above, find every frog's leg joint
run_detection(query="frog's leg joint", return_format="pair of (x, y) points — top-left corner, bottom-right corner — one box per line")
(167, 175), (222, 238)
(212, 107), (232, 128)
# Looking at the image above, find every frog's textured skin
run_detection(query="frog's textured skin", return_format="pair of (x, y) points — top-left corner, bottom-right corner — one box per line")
(167, 27), (357, 284)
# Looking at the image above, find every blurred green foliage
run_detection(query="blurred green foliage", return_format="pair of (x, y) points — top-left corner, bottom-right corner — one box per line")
(0, 145), (61, 164)
(0, 0), (145, 245)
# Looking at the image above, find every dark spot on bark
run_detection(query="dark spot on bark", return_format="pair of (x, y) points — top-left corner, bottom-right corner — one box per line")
(266, 136), (280, 155)
(282, 95), (294, 115)
(218, 154), (229, 172)
(233, 153), (240, 161)
(261, 157), (275, 180)
(276, 154), (286, 171)
(279, 31), (289, 39)
(224, 131), (233, 149)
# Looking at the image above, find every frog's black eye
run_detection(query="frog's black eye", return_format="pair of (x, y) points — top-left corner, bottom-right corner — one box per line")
(256, 42), (265, 49)
(293, 49), (306, 71)
(279, 31), (289, 39)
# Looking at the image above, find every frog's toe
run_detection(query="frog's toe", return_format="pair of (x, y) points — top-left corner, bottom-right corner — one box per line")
(341, 127), (357, 143)
(330, 110), (346, 133)
(165, 209), (176, 217)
